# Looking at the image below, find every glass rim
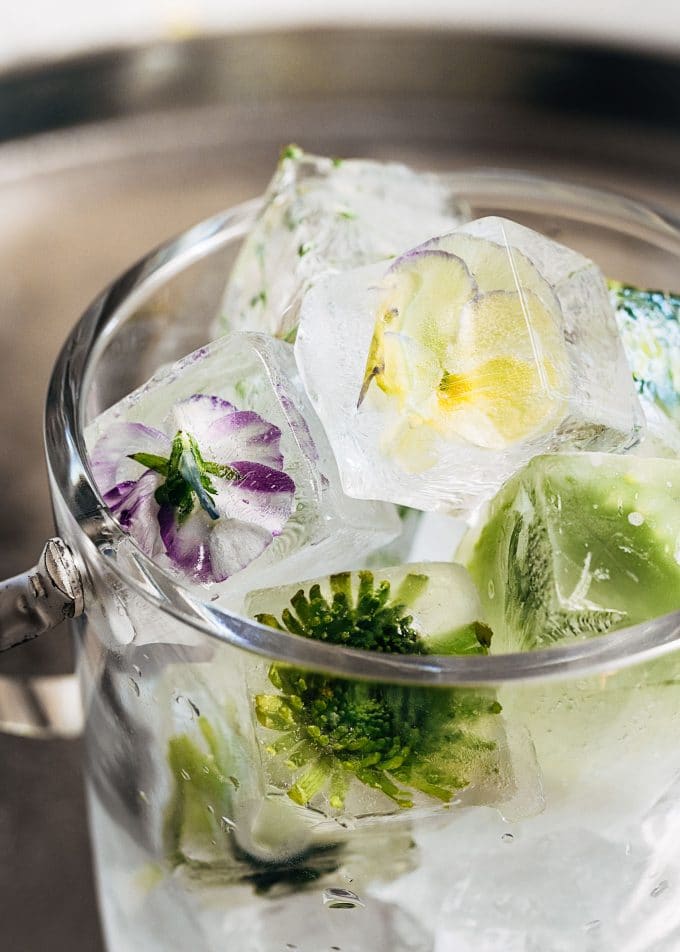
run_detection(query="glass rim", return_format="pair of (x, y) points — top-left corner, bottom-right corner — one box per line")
(44, 168), (680, 686)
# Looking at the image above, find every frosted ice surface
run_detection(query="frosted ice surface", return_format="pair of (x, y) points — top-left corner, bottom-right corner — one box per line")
(85, 333), (399, 609)
(218, 147), (469, 340)
(434, 828), (648, 952)
(295, 216), (644, 513)
(460, 452), (680, 651)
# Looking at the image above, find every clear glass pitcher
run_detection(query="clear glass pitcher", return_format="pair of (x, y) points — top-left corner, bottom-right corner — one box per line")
(5, 173), (680, 951)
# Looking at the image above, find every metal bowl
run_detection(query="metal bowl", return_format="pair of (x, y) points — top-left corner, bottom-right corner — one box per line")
(2, 28), (680, 950)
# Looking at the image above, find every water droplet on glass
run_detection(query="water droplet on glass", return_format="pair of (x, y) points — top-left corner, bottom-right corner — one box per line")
(133, 664), (142, 678)
(229, 775), (240, 790)
(129, 678), (140, 697)
(651, 880), (669, 898)
(138, 789), (149, 805)
(220, 816), (236, 833)
(501, 833), (514, 843)
(585, 920), (601, 932)
(322, 887), (365, 909)
(487, 580), (495, 599)
(628, 511), (645, 527)
(187, 698), (200, 717)
(207, 805), (215, 816)
(180, 768), (191, 781)
(285, 945), (297, 950)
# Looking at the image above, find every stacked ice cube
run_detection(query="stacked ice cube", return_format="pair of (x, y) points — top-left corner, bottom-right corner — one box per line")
(85, 332), (399, 609)
(295, 216), (644, 512)
(217, 146), (470, 340)
(459, 453), (680, 652)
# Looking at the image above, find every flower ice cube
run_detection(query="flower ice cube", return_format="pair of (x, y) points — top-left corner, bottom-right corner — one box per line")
(86, 333), (399, 607)
(217, 146), (469, 340)
(459, 453), (680, 652)
(610, 279), (680, 452)
(295, 216), (644, 512)
(246, 564), (500, 812)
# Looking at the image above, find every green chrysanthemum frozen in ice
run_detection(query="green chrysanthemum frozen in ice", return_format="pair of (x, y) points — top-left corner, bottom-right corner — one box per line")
(248, 566), (500, 810)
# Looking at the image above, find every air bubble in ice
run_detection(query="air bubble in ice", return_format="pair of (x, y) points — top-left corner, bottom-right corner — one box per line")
(322, 888), (365, 909)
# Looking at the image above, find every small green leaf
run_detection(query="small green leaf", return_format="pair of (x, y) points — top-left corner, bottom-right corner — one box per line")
(128, 452), (170, 476)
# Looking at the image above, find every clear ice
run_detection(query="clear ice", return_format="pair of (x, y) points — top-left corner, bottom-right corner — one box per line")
(218, 146), (469, 340)
(85, 332), (399, 609)
(295, 215), (644, 513)
(459, 452), (680, 651)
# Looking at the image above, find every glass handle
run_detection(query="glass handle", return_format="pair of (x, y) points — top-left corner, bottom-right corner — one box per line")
(0, 538), (85, 738)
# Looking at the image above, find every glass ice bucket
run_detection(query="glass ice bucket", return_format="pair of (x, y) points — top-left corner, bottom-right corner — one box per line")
(5, 172), (680, 952)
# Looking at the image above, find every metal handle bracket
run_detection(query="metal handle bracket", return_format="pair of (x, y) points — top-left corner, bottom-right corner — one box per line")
(0, 538), (84, 653)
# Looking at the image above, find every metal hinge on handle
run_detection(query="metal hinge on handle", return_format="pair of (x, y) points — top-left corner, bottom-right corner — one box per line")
(0, 538), (84, 652)
(0, 538), (85, 738)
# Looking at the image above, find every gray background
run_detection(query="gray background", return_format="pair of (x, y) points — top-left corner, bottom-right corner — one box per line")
(2, 29), (680, 950)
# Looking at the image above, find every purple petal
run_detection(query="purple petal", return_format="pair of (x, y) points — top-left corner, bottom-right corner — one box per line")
(387, 247), (460, 273)
(208, 411), (285, 470)
(170, 397), (285, 470)
(158, 504), (274, 583)
(209, 520), (274, 580)
(213, 462), (295, 537)
(91, 422), (169, 492)
(230, 460), (296, 496)
(105, 471), (163, 558)
(158, 505), (214, 583)
(169, 395), (235, 436)
(92, 394), (299, 586)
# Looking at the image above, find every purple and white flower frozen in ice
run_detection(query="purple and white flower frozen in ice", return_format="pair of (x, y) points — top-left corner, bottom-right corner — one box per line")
(90, 395), (296, 583)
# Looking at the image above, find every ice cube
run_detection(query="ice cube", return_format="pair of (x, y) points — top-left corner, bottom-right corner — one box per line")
(295, 216), (644, 513)
(610, 280), (680, 453)
(86, 333), (399, 609)
(458, 453), (680, 652)
(217, 146), (469, 340)
(245, 564), (505, 816)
